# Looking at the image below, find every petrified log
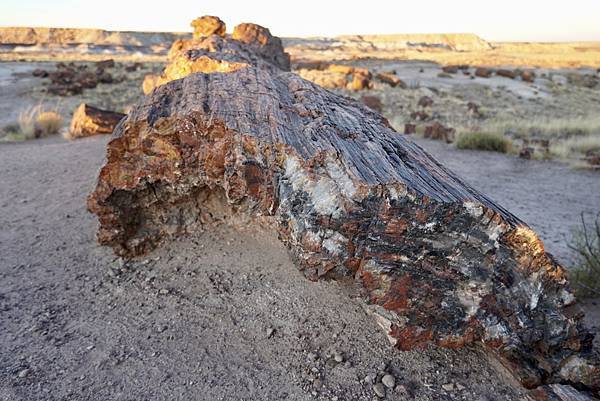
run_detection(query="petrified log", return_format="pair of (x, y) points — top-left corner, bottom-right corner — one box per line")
(376, 72), (406, 88)
(88, 68), (599, 394)
(68, 103), (125, 139)
(142, 21), (290, 94)
(475, 67), (493, 78)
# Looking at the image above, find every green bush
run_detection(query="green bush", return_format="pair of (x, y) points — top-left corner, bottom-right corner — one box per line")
(455, 132), (512, 153)
(568, 213), (600, 298)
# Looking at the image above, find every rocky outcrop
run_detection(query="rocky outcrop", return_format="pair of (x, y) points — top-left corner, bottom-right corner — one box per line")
(0, 27), (183, 47)
(191, 16), (226, 39)
(89, 64), (600, 394)
(68, 103), (125, 139)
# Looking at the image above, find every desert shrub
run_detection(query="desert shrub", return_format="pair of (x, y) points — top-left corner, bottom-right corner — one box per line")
(18, 106), (39, 139)
(17, 105), (63, 139)
(455, 132), (512, 153)
(568, 213), (600, 298)
(550, 135), (600, 159)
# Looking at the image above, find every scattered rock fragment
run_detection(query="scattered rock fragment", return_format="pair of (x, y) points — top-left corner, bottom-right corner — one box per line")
(424, 122), (455, 143)
(475, 67), (493, 78)
(417, 95), (434, 108)
(373, 383), (386, 398)
(376, 72), (406, 88)
(360, 95), (383, 113)
(96, 59), (115, 69)
(382, 374), (395, 389)
(520, 70), (536, 83)
(442, 65), (459, 74)
(496, 69), (517, 79)
(68, 103), (125, 139)
(404, 123), (416, 134)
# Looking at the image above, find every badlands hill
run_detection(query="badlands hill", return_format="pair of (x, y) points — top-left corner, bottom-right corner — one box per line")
(1, 26), (600, 67)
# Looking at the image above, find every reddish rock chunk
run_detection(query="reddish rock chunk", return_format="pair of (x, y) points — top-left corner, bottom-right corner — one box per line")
(376, 72), (406, 88)
(496, 69), (517, 79)
(404, 123), (416, 134)
(424, 122), (455, 143)
(68, 103), (125, 139)
(475, 67), (493, 78)
(360, 95), (383, 113)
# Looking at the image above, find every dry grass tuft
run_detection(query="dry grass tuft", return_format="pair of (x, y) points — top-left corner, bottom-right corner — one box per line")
(36, 111), (63, 137)
(455, 131), (512, 153)
(16, 105), (64, 139)
(569, 213), (600, 298)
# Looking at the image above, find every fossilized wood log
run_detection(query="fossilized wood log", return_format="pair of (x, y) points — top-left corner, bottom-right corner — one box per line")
(142, 21), (290, 94)
(68, 103), (125, 139)
(88, 68), (599, 394)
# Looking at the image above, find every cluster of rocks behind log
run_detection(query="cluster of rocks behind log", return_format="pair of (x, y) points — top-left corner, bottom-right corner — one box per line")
(33, 60), (123, 96)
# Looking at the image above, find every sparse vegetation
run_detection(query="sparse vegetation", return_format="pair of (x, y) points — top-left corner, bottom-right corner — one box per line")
(455, 131), (512, 153)
(10, 104), (64, 140)
(568, 213), (600, 298)
(36, 111), (64, 136)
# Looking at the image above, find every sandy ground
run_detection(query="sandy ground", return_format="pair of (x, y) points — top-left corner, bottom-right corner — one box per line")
(0, 136), (533, 401)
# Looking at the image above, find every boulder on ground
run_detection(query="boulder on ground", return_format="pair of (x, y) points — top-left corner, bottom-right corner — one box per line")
(191, 16), (226, 39)
(404, 123), (416, 134)
(496, 69), (517, 79)
(442, 65), (459, 74)
(475, 67), (493, 78)
(96, 59), (115, 69)
(424, 122), (455, 143)
(520, 70), (536, 83)
(68, 103), (125, 139)
(467, 101), (480, 115)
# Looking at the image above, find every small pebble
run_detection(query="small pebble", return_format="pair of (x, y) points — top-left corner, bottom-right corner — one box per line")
(382, 374), (395, 389)
(333, 352), (344, 363)
(158, 289), (169, 295)
(442, 383), (455, 391)
(363, 374), (374, 385)
(17, 369), (30, 378)
(373, 383), (386, 398)
(307, 352), (318, 362)
(266, 328), (275, 338)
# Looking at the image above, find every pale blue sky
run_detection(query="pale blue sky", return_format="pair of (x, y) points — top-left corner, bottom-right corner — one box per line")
(1, 0), (599, 42)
